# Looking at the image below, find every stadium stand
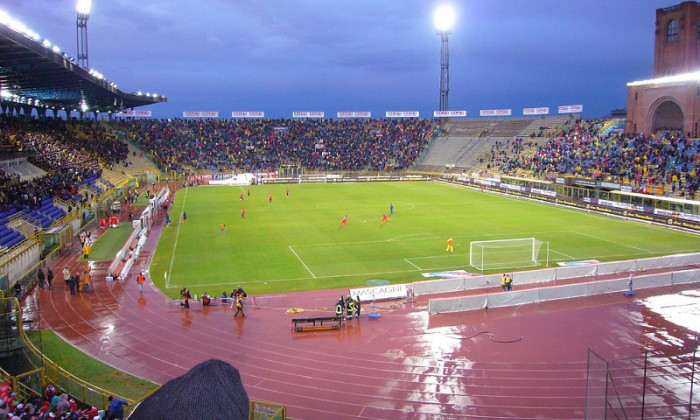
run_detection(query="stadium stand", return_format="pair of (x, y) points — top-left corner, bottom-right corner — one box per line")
(501, 121), (700, 198)
(416, 117), (571, 173)
(114, 118), (434, 173)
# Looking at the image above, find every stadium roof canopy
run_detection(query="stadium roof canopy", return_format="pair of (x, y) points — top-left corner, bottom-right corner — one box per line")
(0, 20), (165, 114)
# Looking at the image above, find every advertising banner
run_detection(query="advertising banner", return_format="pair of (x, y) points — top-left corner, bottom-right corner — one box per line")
(292, 111), (325, 118)
(231, 111), (264, 118)
(385, 111), (420, 118)
(349, 283), (408, 301)
(433, 110), (467, 117)
(558, 104), (583, 114)
(117, 110), (152, 117)
(337, 111), (371, 118)
(183, 111), (219, 118)
(479, 109), (512, 117)
(523, 107), (549, 116)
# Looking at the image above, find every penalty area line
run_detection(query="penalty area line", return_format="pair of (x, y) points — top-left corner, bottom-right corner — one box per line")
(404, 258), (422, 270)
(288, 246), (316, 279)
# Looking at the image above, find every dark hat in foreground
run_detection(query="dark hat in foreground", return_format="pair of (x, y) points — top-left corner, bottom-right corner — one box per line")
(129, 359), (249, 420)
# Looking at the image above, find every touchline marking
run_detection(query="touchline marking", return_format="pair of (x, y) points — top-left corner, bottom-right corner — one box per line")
(289, 245), (317, 279)
(165, 186), (188, 288)
(404, 258), (422, 270)
(388, 233), (433, 242)
(550, 249), (576, 259)
(573, 231), (652, 253)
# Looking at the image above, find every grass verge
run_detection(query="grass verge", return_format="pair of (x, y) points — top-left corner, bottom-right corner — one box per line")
(26, 330), (158, 400)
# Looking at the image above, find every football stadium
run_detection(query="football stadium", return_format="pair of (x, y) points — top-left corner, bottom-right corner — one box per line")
(1, 2), (700, 419)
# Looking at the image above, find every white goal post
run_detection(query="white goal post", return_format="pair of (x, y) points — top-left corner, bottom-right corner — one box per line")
(469, 238), (549, 271)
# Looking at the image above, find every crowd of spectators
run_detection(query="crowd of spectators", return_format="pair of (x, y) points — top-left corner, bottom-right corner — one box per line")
(492, 120), (699, 199)
(0, 383), (109, 420)
(114, 118), (434, 173)
(0, 117), (128, 211)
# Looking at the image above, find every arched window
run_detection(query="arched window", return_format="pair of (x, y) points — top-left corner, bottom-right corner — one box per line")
(667, 20), (679, 42)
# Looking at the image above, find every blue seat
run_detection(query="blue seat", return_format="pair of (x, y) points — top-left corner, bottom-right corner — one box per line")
(6, 234), (24, 248)
(0, 231), (19, 246)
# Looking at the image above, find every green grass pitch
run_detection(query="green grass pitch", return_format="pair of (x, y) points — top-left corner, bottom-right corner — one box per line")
(147, 182), (700, 298)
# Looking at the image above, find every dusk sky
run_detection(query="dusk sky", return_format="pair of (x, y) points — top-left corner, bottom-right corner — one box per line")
(5, 1), (682, 119)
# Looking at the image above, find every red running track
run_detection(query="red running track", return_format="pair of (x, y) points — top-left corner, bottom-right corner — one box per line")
(22, 205), (700, 419)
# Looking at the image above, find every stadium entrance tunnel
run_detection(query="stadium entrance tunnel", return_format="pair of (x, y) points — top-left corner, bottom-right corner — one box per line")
(651, 100), (683, 132)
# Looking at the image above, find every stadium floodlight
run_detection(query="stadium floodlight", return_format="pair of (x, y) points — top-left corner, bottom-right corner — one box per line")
(434, 4), (454, 112)
(76, 0), (92, 69)
(76, 0), (92, 16)
(627, 70), (700, 87)
(434, 5), (455, 33)
(0, 10), (10, 26)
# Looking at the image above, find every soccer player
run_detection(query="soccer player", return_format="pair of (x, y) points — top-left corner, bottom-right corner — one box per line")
(381, 212), (389, 224)
(286, 188), (290, 196)
(182, 211), (187, 223)
(446, 237), (454, 252)
(220, 223), (226, 234)
(241, 208), (246, 218)
(239, 192), (244, 200)
(340, 215), (348, 226)
(390, 203), (394, 215)
(268, 194), (273, 203)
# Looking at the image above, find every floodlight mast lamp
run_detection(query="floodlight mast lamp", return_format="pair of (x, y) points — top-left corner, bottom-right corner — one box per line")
(76, 0), (92, 70)
(434, 5), (454, 112)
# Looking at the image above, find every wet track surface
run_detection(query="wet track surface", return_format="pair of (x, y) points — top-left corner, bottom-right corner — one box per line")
(23, 202), (700, 419)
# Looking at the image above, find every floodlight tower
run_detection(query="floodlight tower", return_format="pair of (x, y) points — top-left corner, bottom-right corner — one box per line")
(76, 0), (92, 69)
(434, 5), (455, 112)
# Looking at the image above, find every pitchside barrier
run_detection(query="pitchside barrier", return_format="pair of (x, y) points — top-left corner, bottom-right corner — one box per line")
(418, 253), (700, 315)
(428, 268), (700, 314)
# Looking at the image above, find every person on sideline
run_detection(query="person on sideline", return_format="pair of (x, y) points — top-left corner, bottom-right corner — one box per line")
(137, 272), (146, 292)
(234, 295), (245, 318)
(37, 268), (46, 289)
(183, 288), (191, 309)
(46, 267), (54, 288)
(108, 395), (129, 420)
(335, 296), (345, 321)
(63, 266), (71, 288)
(501, 273), (513, 291)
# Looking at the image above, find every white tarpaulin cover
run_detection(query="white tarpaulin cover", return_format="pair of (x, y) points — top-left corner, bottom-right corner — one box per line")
(672, 269), (700, 284)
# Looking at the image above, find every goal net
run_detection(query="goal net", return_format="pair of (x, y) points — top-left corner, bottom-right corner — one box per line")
(469, 238), (546, 271)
